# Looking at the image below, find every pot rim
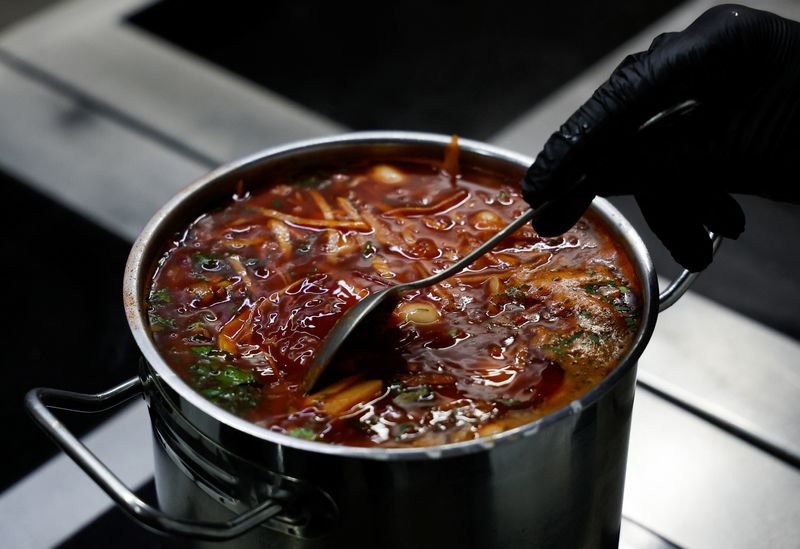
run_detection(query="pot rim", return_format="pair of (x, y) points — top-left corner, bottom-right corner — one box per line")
(123, 131), (658, 461)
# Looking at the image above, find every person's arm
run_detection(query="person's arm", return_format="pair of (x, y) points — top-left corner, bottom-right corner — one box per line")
(521, 4), (800, 271)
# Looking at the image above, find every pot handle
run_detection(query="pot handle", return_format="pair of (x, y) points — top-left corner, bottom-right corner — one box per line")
(658, 233), (722, 312)
(25, 377), (282, 541)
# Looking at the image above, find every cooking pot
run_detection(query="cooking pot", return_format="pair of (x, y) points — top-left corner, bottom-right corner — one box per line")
(26, 132), (714, 548)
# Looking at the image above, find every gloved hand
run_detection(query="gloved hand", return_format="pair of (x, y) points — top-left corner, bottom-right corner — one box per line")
(521, 4), (800, 271)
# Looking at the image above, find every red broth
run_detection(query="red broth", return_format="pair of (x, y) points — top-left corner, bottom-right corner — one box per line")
(146, 157), (640, 447)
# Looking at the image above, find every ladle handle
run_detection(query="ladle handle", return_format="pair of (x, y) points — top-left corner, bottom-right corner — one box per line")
(404, 206), (539, 289)
(25, 377), (282, 541)
(658, 233), (723, 311)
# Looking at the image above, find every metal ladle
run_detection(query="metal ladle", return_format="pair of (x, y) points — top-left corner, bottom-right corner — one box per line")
(301, 203), (544, 393)
(301, 99), (701, 393)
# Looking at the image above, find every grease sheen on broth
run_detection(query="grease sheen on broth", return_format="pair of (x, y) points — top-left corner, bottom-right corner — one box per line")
(146, 156), (641, 447)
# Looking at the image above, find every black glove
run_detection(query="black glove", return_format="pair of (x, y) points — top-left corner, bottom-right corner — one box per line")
(521, 4), (800, 271)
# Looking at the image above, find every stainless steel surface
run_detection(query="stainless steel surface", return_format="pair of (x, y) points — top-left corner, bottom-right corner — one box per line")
(120, 132), (662, 546)
(24, 378), (284, 540)
(625, 389), (800, 549)
(656, 233), (722, 312)
(0, 0), (343, 164)
(146, 360), (638, 548)
(301, 205), (540, 393)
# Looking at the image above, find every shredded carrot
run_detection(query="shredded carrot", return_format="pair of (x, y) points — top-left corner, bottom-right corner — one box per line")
(452, 272), (505, 284)
(384, 189), (468, 217)
(317, 379), (384, 416)
(336, 196), (360, 219)
(308, 190), (334, 220)
(442, 134), (460, 180)
(413, 263), (454, 306)
(226, 255), (253, 294)
(359, 209), (404, 248)
(257, 207), (370, 230)
(492, 253), (523, 266)
(307, 375), (362, 403)
(217, 300), (263, 354)
(267, 219), (293, 256)
(268, 273), (325, 303)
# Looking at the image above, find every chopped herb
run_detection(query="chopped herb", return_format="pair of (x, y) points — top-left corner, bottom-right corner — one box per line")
(387, 379), (405, 392)
(499, 398), (521, 406)
(545, 331), (584, 355)
(613, 304), (631, 313)
(190, 345), (214, 358)
(292, 174), (324, 188)
(363, 241), (377, 258)
(448, 327), (459, 338)
(218, 366), (257, 386)
(500, 283), (531, 301)
(148, 312), (176, 330)
(392, 423), (417, 440)
(149, 288), (171, 304)
(497, 191), (509, 202)
(583, 280), (617, 294)
(624, 317), (638, 332)
(288, 427), (317, 440)
(579, 310), (592, 320)
(271, 198), (285, 208)
(200, 385), (258, 411)
(189, 362), (259, 412)
(394, 385), (433, 404)
(193, 252), (220, 271)
(618, 286), (629, 295)
(587, 333), (601, 345)
(189, 362), (213, 380)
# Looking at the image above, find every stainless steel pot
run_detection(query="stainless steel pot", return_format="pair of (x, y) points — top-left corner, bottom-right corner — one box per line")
(26, 132), (713, 548)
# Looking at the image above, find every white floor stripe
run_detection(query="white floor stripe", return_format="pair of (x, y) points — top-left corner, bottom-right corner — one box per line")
(0, 401), (152, 548)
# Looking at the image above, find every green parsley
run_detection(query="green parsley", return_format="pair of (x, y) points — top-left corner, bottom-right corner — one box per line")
(500, 284), (531, 301)
(148, 312), (176, 330)
(149, 288), (171, 304)
(193, 252), (220, 271)
(288, 427), (317, 440)
(394, 386), (433, 404)
(190, 345), (214, 358)
(189, 362), (259, 412)
(292, 174), (324, 188)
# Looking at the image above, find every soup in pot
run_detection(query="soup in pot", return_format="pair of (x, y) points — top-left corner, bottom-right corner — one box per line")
(146, 144), (641, 447)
